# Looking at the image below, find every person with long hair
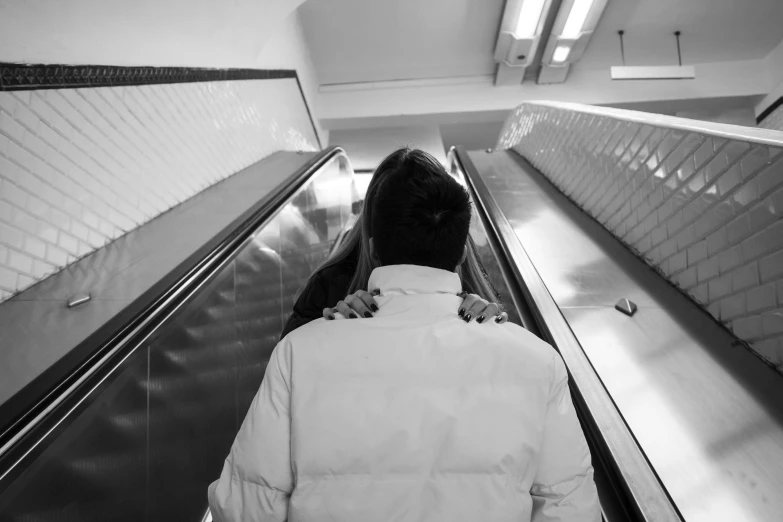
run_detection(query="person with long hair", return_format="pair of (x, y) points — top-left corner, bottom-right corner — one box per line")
(209, 148), (600, 521)
(280, 148), (508, 339)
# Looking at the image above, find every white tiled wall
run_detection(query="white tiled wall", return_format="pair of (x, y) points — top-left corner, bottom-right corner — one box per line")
(498, 103), (783, 371)
(759, 103), (783, 132)
(0, 79), (318, 302)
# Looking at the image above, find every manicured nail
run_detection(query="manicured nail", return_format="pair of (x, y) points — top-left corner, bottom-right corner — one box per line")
(372, 289), (380, 296)
(327, 315), (335, 320)
(464, 313), (472, 322)
(495, 316), (503, 323)
(370, 304), (379, 312)
(458, 308), (465, 317)
(349, 313), (358, 319)
(476, 315), (485, 324)
(364, 311), (373, 318)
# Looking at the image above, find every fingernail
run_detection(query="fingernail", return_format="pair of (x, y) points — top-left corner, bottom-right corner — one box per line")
(458, 308), (465, 317)
(370, 304), (379, 312)
(476, 315), (485, 324)
(327, 315), (335, 320)
(364, 311), (373, 318)
(349, 313), (358, 319)
(464, 313), (471, 322)
(372, 289), (380, 296)
(495, 316), (503, 323)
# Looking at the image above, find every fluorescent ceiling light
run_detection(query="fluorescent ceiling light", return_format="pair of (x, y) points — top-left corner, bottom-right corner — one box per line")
(610, 65), (696, 80)
(515, 0), (547, 38)
(552, 45), (571, 62)
(561, 0), (594, 38)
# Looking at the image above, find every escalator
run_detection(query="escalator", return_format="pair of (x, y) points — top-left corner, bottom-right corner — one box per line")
(0, 148), (360, 521)
(450, 147), (680, 522)
(0, 142), (680, 521)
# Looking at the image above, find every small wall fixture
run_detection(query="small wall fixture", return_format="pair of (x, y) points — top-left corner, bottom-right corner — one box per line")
(611, 30), (695, 80)
(67, 293), (91, 308)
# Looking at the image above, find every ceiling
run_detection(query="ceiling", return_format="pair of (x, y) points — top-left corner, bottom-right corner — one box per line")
(299, 0), (504, 85)
(301, 0), (783, 87)
(305, 0), (783, 147)
(577, 0), (783, 70)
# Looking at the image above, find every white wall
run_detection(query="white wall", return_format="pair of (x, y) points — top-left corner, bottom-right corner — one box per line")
(0, 1), (327, 302)
(0, 80), (317, 302)
(256, 9), (327, 145)
(501, 102), (783, 370)
(675, 107), (758, 127)
(318, 59), (771, 131)
(0, 1), (325, 145)
(0, 0), (305, 69)
(329, 126), (447, 171)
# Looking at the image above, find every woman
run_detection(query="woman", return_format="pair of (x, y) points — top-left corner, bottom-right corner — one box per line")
(280, 148), (508, 339)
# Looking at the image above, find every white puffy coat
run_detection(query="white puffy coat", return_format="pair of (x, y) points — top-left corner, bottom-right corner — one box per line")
(208, 265), (600, 522)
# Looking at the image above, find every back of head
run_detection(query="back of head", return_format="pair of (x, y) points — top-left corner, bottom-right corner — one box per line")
(371, 148), (471, 271)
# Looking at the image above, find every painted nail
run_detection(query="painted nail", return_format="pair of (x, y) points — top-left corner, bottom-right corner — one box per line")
(349, 313), (358, 319)
(364, 311), (373, 318)
(458, 308), (465, 317)
(495, 316), (503, 323)
(370, 304), (379, 312)
(327, 315), (335, 320)
(464, 313), (472, 322)
(476, 315), (485, 324)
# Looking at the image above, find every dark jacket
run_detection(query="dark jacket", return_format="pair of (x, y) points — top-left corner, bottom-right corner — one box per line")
(280, 254), (357, 339)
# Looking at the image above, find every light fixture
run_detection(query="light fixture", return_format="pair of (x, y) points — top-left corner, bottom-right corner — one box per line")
(536, 0), (608, 84)
(515, 0), (547, 38)
(493, 0), (555, 85)
(552, 45), (571, 63)
(610, 30), (696, 80)
(561, 0), (594, 39)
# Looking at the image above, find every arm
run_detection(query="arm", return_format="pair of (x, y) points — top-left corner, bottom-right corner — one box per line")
(208, 340), (294, 522)
(531, 354), (601, 522)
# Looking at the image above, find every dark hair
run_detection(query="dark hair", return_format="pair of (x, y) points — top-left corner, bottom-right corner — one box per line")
(300, 148), (502, 309)
(370, 148), (471, 271)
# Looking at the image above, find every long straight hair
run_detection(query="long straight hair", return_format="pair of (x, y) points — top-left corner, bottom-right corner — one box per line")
(304, 148), (503, 306)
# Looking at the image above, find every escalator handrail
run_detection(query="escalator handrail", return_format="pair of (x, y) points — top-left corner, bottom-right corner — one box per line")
(0, 147), (348, 484)
(451, 146), (683, 522)
(498, 100), (783, 149)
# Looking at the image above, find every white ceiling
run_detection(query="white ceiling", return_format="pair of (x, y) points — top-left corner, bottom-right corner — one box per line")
(300, 0), (783, 87)
(299, 0), (504, 85)
(577, 0), (783, 69)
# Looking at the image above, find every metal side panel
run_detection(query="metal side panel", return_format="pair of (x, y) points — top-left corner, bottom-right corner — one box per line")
(468, 149), (783, 522)
(0, 151), (360, 521)
(0, 151), (324, 432)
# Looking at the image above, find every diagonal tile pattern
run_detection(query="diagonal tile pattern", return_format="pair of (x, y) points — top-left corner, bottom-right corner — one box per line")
(0, 79), (318, 303)
(498, 103), (783, 371)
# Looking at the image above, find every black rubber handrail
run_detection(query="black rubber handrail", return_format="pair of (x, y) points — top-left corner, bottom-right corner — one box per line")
(0, 147), (348, 487)
(451, 146), (682, 522)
